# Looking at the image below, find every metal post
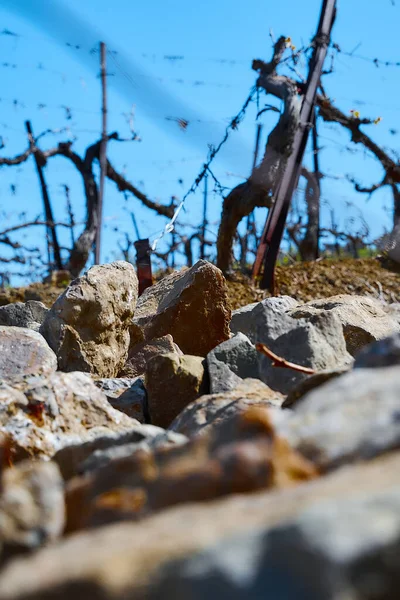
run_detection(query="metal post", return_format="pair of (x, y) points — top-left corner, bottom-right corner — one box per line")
(25, 120), (63, 271)
(200, 172), (208, 260)
(252, 0), (336, 290)
(95, 41), (107, 264)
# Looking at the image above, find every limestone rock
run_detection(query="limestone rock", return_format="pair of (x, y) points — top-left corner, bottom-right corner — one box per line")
(1, 449), (399, 599)
(131, 260), (231, 356)
(122, 334), (182, 378)
(146, 353), (208, 428)
(64, 407), (316, 532)
(207, 333), (259, 393)
(289, 294), (400, 356)
(54, 424), (187, 480)
(254, 301), (352, 394)
(0, 327), (57, 383)
(169, 379), (284, 439)
(278, 365), (400, 471)
(0, 371), (138, 461)
(94, 377), (147, 422)
(354, 332), (400, 369)
(40, 261), (138, 378)
(0, 301), (48, 332)
(0, 460), (64, 560)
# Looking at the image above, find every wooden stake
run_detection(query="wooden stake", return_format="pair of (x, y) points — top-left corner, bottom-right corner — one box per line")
(95, 41), (107, 264)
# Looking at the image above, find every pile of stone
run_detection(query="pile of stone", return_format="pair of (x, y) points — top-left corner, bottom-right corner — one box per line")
(0, 259), (399, 598)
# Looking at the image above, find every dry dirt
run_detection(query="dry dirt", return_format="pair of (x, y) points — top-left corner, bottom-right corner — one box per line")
(0, 258), (399, 312)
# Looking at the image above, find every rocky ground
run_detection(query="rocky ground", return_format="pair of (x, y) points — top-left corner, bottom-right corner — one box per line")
(0, 258), (399, 598)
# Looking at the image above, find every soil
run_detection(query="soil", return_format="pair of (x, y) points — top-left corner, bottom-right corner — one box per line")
(0, 258), (398, 312)
(226, 257), (400, 310)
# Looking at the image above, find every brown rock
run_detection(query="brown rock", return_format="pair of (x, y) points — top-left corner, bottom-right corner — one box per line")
(0, 459), (64, 560)
(121, 334), (182, 378)
(146, 353), (208, 428)
(40, 261), (138, 377)
(0, 452), (398, 600)
(131, 260), (231, 356)
(169, 378), (284, 438)
(0, 372), (139, 461)
(0, 326), (57, 383)
(64, 407), (316, 532)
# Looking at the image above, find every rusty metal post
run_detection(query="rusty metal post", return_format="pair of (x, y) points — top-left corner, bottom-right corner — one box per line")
(252, 0), (336, 290)
(134, 238), (153, 296)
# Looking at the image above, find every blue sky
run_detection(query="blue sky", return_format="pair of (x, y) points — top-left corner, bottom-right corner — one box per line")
(0, 0), (399, 281)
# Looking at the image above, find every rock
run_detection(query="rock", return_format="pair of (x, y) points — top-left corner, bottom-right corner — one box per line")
(207, 333), (259, 393)
(149, 464), (400, 600)
(0, 327), (57, 383)
(64, 407), (316, 532)
(132, 260), (231, 356)
(94, 377), (147, 422)
(0, 371), (139, 462)
(54, 424), (187, 480)
(1, 451), (399, 600)
(384, 302), (400, 325)
(80, 429), (188, 476)
(122, 334), (182, 378)
(40, 261), (138, 378)
(230, 296), (299, 341)
(289, 294), (400, 356)
(146, 353), (208, 428)
(354, 332), (400, 368)
(282, 367), (349, 408)
(0, 460), (64, 560)
(278, 365), (400, 471)
(254, 300), (352, 394)
(0, 301), (48, 332)
(169, 379), (284, 439)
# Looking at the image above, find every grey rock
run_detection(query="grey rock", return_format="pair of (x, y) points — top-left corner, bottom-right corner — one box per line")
(354, 332), (400, 368)
(54, 424), (187, 480)
(0, 326), (57, 383)
(0, 371), (139, 462)
(254, 301), (352, 394)
(207, 333), (259, 393)
(94, 377), (147, 422)
(278, 365), (400, 471)
(283, 367), (349, 408)
(80, 429), (188, 475)
(0, 301), (48, 332)
(149, 483), (400, 600)
(0, 460), (64, 560)
(230, 296), (299, 341)
(41, 261), (138, 378)
(289, 294), (400, 356)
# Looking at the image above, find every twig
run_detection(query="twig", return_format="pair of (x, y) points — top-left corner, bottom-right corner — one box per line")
(255, 343), (316, 374)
